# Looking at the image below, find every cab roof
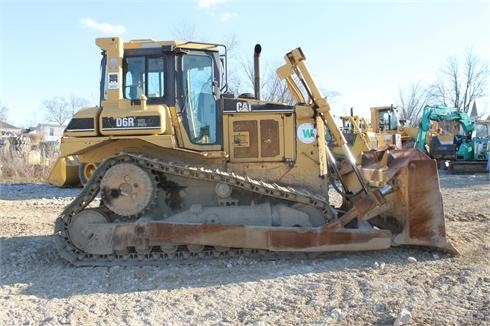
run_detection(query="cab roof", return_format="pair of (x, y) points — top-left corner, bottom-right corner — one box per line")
(124, 39), (221, 52)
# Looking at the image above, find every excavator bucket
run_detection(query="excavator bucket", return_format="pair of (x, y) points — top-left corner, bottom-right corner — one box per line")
(47, 156), (80, 187)
(358, 148), (458, 254)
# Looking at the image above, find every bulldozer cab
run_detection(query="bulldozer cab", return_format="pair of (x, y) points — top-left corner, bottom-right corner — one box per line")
(96, 37), (226, 149)
(48, 38), (227, 186)
(372, 106), (401, 132)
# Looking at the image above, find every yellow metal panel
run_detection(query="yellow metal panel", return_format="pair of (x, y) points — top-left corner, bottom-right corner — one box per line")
(227, 114), (289, 163)
(47, 156), (80, 187)
(123, 39), (220, 52)
(99, 104), (167, 136)
(282, 113), (295, 161)
(96, 37), (124, 106)
(64, 106), (101, 137)
(60, 134), (175, 158)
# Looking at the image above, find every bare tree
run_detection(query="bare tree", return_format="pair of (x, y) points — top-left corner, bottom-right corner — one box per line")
(238, 57), (296, 104)
(262, 69), (295, 104)
(238, 55), (254, 91)
(397, 82), (434, 126)
(222, 34), (238, 54)
(69, 95), (90, 115)
(44, 97), (71, 126)
(172, 23), (197, 40)
(44, 96), (90, 126)
(430, 49), (488, 113)
(220, 34), (242, 95)
(0, 102), (8, 122)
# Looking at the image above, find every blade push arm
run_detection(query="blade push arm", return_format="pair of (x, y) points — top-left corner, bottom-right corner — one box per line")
(277, 48), (368, 193)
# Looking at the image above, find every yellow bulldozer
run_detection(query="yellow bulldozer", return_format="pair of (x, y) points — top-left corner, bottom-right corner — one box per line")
(335, 109), (402, 162)
(370, 105), (419, 148)
(50, 37), (456, 266)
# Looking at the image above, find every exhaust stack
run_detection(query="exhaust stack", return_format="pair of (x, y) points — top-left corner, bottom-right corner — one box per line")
(254, 44), (262, 100)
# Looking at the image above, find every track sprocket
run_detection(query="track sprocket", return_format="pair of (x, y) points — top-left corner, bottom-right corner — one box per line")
(100, 162), (157, 217)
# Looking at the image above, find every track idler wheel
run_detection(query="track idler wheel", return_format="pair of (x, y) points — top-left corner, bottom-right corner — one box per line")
(100, 162), (157, 217)
(79, 162), (98, 186)
(68, 208), (113, 255)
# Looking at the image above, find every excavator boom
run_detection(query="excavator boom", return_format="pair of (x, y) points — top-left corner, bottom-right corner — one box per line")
(415, 105), (474, 151)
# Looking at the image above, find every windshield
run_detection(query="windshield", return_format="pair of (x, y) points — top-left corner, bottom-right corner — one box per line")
(379, 109), (399, 131)
(182, 54), (217, 144)
(474, 123), (489, 138)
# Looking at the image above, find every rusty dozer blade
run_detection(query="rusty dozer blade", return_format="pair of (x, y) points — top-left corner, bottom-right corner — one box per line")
(275, 47), (456, 254)
(357, 148), (459, 255)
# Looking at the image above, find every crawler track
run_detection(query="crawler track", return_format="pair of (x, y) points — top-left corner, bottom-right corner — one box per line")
(54, 153), (335, 266)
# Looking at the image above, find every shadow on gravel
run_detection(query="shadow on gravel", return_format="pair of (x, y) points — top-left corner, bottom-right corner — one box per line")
(0, 183), (81, 201)
(438, 171), (489, 189)
(0, 234), (453, 299)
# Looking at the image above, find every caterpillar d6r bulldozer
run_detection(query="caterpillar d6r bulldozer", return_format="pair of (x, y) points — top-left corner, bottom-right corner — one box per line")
(52, 37), (457, 266)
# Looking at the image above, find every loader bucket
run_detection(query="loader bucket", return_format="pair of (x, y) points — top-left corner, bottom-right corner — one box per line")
(47, 156), (80, 187)
(360, 149), (458, 254)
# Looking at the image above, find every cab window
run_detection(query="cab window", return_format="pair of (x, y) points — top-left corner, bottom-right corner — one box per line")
(379, 110), (399, 131)
(182, 55), (217, 144)
(124, 56), (165, 100)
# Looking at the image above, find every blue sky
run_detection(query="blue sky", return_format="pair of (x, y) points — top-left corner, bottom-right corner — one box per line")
(1, 0), (489, 127)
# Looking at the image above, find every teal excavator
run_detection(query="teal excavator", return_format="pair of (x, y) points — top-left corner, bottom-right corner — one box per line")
(415, 105), (489, 173)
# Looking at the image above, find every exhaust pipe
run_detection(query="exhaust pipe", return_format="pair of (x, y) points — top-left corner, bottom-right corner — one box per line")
(254, 44), (262, 100)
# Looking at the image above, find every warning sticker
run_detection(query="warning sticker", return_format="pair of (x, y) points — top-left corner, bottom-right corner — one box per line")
(108, 73), (119, 89)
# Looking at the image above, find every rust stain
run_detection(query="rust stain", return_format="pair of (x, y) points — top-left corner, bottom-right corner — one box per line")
(112, 221), (391, 252)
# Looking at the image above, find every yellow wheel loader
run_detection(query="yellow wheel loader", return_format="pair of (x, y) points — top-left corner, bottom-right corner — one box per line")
(52, 37), (457, 266)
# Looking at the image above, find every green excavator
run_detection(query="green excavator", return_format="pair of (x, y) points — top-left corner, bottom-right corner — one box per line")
(414, 105), (489, 173)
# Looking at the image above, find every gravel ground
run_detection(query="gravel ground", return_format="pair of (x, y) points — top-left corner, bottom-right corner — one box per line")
(0, 171), (489, 325)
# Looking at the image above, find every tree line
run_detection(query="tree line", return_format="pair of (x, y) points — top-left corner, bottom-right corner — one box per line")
(230, 46), (488, 126)
(397, 49), (488, 125)
(0, 96), (90, 127)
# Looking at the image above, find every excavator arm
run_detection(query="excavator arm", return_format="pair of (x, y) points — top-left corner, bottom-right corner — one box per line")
(415, 105), (474, 151)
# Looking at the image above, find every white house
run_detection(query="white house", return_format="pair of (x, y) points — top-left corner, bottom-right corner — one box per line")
(35, 123), (65, 142)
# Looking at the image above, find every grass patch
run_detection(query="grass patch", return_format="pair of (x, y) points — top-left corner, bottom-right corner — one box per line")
(1, 150), (59, 183)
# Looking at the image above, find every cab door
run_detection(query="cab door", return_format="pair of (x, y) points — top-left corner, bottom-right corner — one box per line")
(177, 52), (222, 151)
